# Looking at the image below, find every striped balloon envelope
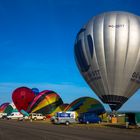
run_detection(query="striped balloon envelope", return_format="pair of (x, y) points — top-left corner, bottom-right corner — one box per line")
(28, 90), (63, 116)
(4, 102), (18, 115)
(48, 103), (69, 118)
(0, 103), (9, 113)
(74, 11), (140, 111)
(64, 97), (105, 117)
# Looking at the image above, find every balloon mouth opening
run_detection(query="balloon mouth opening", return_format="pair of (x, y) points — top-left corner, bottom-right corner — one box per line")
(109, 104), (122, 111)
(99, 95), (128, 111)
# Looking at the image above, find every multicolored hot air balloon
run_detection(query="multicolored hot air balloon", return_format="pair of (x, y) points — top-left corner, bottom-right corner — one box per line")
(12, 87), (35, 112)
(48, 103), (69, 117)
(0, 103), (9, 113)
(65, 97), (105, 117)
(4, 102), (18, 115)
(28, 90), (63, 116)
(74, 11), (140, 111)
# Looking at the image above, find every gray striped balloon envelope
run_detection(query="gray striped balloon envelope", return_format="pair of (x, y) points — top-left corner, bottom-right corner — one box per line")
(74, 11), (140, 111)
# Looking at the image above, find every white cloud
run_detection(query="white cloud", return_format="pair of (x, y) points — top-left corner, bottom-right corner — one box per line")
(1, 82), (140, 112)
(0, 82), (98, 104)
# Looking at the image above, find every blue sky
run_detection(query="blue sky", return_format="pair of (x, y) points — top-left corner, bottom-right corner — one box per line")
(0, 0), (140, 111)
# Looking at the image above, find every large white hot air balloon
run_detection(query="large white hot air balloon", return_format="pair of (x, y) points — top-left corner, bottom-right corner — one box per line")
(74, 11), (140, 111)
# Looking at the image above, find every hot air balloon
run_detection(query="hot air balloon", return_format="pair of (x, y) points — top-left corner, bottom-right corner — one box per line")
(32, 88), (39, 96)
(48, 103), (69, 117)
(12, 87), (35, 112)
(28, 90), (63, 116)
(64, 97), (105, 117)
(74, 11), (140, 111)
(0, 103), (9, 113)
(4, 102), (18, 115)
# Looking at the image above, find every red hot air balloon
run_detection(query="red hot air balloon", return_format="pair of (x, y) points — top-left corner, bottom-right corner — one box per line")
(12, 87), (35, 112)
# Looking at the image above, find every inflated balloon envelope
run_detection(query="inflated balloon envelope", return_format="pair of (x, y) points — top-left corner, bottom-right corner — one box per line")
(64, 97), (105, 117)
(0, 103), (9, 113)
(20, 109), (29, 116)
(4, 102), (17, 115)
(74, 11), (140, 111)
(12, 87), (35, 112)
(27, 90), (63, 116)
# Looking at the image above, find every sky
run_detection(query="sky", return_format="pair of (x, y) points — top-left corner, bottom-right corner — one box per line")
(0, 0), (140, 111)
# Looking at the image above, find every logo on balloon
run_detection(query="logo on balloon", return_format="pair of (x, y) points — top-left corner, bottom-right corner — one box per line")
(87, 70), (101, 82)
(131, 72), (140, 83)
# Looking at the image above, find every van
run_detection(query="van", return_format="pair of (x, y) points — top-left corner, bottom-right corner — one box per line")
(51, 111), (77, 125)
(78, 112), (101, 124)
(7, 112), (23, 120)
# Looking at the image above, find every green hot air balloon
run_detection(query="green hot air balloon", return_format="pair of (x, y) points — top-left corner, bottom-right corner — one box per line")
(74, 11), (140, 111)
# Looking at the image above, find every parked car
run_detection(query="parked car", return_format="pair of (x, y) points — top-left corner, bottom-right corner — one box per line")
(7, 112), (23, 120)
(0, 113), (7, 119)
(29, 113), (46, 120)
(78, 112), (101, 124)
(51, 111), (77, 125)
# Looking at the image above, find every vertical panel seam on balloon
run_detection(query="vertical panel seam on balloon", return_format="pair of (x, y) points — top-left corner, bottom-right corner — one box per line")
(92, 17), (105, 99)
(103, 13), (110, 102)
(122, 14), (131, 99)
(113, 13), (118, 104)
(84, 21), (100, 97)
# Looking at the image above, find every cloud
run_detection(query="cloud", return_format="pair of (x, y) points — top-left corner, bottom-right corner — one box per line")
(0, 82), (97, 104)
(1, 82), (140, 111)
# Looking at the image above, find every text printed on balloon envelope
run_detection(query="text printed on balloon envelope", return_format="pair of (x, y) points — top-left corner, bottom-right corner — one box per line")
(108, 24), (125, 28)
(86, 70), (101, 82)
(131, 72), (140, 83)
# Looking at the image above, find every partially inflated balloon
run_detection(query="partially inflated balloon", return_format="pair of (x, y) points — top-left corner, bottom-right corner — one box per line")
(48, 103), (69, 117)
(28, 90), (63, 116)
(65, 97), (105, 117)
(4, 102), (17, 115)
(74, 11), (140, 110)
(20, 109), (29, 116)
(12, 87), (35, 112)
(32, 88), (39, 96)
(0, 103), (9, 113)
